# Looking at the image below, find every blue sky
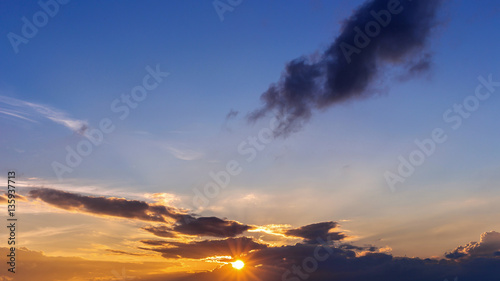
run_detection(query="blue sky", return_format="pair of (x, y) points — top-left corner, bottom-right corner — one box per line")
(1, 0), (500, 269)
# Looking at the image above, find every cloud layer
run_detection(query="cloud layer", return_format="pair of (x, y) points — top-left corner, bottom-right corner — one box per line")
(22, 187), (500, 280)
(169, 234), (500, 281)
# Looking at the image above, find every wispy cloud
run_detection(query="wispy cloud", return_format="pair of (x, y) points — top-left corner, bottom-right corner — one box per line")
(0, 95), (87, 134)
(22, 225), (88, 239)
(0, 108), (37, 123)
(160, 142), (204, 161)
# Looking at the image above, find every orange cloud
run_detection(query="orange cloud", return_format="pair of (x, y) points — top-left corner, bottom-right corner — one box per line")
(0, 193), (27, 204)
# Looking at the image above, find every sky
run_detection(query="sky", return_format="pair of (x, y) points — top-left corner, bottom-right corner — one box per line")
(1, 0), (500, 280)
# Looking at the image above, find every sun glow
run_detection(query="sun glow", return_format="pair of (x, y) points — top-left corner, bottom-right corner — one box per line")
(231, 260), (245, 270)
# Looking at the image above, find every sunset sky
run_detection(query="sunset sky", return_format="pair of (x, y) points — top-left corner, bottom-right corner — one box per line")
(1, 0), (500, 280)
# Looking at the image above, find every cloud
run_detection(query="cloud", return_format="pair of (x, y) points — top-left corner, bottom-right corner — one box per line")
(28, 188), (253, 238)
(222, 109), (240, 132)
(446, 231), (500, 259)
(0, 193), (27, 204)
(0, 108), (37, 123)
(173, 216), (253, 238)
(18, 188), (500, 280)
(339, 243), (378, 252)
(170, 237), (500, 281)
(284, 221), (346, 243)
(0, 95), (88, 134)
(22, 225), (88, 239)
(225, 109), (239, 120)
(28, 188), (186, 222)
(161, 143), (204, 161)
(142, 225), (179, 238)
(141, 237), (267, 259)
(142, 217), (252, 238)
(105, 249), (152, 256)
(8, 235), (500, 281)
(248, 0), (443, 136)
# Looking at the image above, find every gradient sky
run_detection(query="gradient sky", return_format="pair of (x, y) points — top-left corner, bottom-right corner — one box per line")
(1, 0), (500, 280)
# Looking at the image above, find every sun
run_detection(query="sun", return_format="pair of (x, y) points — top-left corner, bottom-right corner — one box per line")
(231, 260), (245, 270)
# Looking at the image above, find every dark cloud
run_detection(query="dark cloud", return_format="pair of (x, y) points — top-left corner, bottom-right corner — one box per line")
(446, 231), (500, 259)
(173, 216), (253, 238)
(285, 221), (346, 243)
(105, 249), (151, 256)
(142, 217), (251, 238)
(339, 243), (378, 252)
(77, 123), (89, 136)
(169, 235), (500, 281)
(225, 109), (239, 120)
(142, 225), (179, 238)
(29, 188), (252, 238)
(141, 237), (267, 259)
(249, 0), (443, 136)
(245, 242), (354, 268)
(222, 109), (240, 132)
(28, 188), (185, 222)
(141, 240), (168, 246)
